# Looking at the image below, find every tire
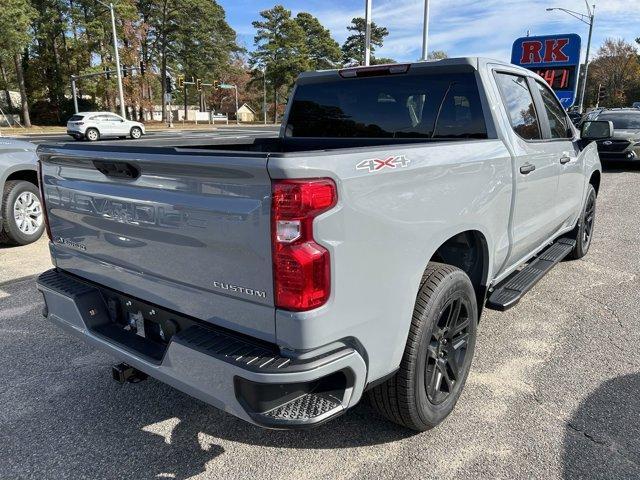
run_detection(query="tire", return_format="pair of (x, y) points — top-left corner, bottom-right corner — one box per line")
(567, 184), (596, 260)
(368, 262), (478, 431)
(0, 180), (45, 246)
(130, 126), (142, 139)
(85, 128), (100, 142)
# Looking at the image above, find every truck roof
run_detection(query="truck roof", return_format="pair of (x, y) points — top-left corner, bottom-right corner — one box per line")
(299, 57), (532, 81)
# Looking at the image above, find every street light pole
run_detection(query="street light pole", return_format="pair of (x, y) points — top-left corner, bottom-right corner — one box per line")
(364, 0), (372, 66)
(546, 2), (595, 113)
(262, 66), (267, 125)
(96, 0), (126, 118)
(421, 0), (431, 61)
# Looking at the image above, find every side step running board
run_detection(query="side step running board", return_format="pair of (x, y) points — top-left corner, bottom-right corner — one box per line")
(486, 238), (576, 311)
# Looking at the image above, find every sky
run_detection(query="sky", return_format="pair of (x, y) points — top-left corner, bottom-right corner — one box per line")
(224, 0), (640, 63)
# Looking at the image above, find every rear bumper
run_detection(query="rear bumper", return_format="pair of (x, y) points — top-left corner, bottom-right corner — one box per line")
(36, 269), (367, 429)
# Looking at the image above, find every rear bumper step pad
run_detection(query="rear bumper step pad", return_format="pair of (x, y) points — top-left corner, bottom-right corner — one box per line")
(486, 238), (576, 311)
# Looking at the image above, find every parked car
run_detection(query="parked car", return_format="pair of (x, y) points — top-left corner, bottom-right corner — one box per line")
(0, 138), (44, 245)
(66, 112), (146, 141)
(37, 58), (604, 431)
(632, 101), (640, 109)
(589, 108), (640, 161)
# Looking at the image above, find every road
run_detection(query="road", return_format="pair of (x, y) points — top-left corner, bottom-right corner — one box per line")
(1, 164), (639, 480)
(7, 124), (280, 147)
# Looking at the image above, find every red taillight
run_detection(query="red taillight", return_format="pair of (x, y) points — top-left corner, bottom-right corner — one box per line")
(37, 160), (52, 241)
(272, 179), (337, 311)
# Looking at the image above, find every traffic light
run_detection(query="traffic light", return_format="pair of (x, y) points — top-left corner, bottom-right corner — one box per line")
(122, 67), (128, 78)
(139, 61), (146, 75)
(196, 78), (202, 91)
(597, 84), (606, 102)
(213, 80), (219, 90)
(104, 67), (111, 80)
(177, 75), (185, 89)
(165, 75), (173, 94)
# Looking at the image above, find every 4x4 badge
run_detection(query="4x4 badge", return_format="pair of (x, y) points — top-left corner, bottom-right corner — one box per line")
(356, 155), (410, 173)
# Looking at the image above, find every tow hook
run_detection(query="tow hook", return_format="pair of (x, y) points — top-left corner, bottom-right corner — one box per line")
(111, 363), (148, 384)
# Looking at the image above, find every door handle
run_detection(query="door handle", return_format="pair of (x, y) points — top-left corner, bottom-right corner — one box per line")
(560, 156), (571, 164)
(520, 163), (536, 175)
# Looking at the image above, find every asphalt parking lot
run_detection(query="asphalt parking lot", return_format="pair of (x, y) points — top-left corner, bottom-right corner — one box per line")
(1, 165), (639, 480)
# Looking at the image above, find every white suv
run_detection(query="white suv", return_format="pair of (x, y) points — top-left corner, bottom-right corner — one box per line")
(67, 112), (146, 141)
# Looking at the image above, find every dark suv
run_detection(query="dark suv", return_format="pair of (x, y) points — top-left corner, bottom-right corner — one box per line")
(591, 109), (640, 161)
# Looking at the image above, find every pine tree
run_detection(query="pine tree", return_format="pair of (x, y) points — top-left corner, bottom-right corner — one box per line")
(250, 5), (310, 122)
(294, 12), (341, 70)
(341, 17), (389, 66)
(0, 0), (36, 126)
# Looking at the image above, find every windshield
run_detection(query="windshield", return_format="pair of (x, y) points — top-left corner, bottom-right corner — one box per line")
(597, 112), (640, 130)
(286, 72), (487, 139)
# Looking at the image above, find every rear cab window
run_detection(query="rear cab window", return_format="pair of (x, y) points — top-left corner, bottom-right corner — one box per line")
(285, 71), (488, 140)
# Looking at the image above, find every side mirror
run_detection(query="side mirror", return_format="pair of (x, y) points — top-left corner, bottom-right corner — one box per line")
(581, 120), (613, 141)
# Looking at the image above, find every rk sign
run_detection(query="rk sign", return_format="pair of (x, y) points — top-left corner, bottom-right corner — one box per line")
(511, 34), (582, 108)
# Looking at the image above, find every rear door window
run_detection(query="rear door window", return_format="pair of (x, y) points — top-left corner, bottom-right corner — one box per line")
(494, 72), (541, 140)
(286, 71), (487, 139)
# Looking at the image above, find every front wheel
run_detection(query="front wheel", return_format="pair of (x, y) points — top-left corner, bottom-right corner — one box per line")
(368, 262), (478, 431)
(130, 126), (142, 139)
(567, 184), (596, 260)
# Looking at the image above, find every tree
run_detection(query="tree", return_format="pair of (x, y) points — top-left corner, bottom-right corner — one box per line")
(341, 17), (388, 66)
(250, 5), (310, 122)
(294, 12), (341, 70)
(0, 0), (36, 126)
(428, 50), (448, 60)
(585, 38), (640, 108)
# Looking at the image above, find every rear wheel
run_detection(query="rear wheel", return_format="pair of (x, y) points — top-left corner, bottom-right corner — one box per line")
(567, 184), (596, 260)
(130, 126), (142, 139)
(0, 180), (45, 246)
(85, 128), (100, 142)
(369, 262), (478, 431)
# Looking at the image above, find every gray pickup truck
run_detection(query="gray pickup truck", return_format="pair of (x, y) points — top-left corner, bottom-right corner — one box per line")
(36, 58), (607, 431)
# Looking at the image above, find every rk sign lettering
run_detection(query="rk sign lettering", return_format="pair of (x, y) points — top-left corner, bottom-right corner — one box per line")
(511, 33), (582, 108)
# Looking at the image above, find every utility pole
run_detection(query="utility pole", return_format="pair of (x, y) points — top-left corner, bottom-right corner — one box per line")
(364, 0), (372, 66)
(546, 2), (595, 113)
(71, 76), (79, 114)
(421, 0), (431, 61)
(101, 1), (126, 118)
(263, 67), (267, 125)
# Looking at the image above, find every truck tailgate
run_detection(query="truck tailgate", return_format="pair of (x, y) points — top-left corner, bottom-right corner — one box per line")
(38, 146), (275, 341)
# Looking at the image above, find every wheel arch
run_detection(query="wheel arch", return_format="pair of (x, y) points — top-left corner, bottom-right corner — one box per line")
(589, 169), (601, 196)
(427, 229), (491, 318)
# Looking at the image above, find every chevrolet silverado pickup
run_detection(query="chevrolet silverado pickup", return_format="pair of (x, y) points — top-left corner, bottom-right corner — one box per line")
(36, 58), (607, 431)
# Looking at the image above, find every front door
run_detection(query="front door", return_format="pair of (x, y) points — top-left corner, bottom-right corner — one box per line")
(532, 80), (584, 229)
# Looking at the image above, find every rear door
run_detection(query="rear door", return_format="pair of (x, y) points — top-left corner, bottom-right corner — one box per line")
(38, 146), (276, 341)
(494, 71), (560, 266)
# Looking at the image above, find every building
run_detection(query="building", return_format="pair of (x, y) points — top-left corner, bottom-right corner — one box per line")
(237, 103), (256, 123)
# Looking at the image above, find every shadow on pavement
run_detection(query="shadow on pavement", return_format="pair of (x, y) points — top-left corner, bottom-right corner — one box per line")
(563, 372), (640, 479)
(4, 374), (414, 480)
